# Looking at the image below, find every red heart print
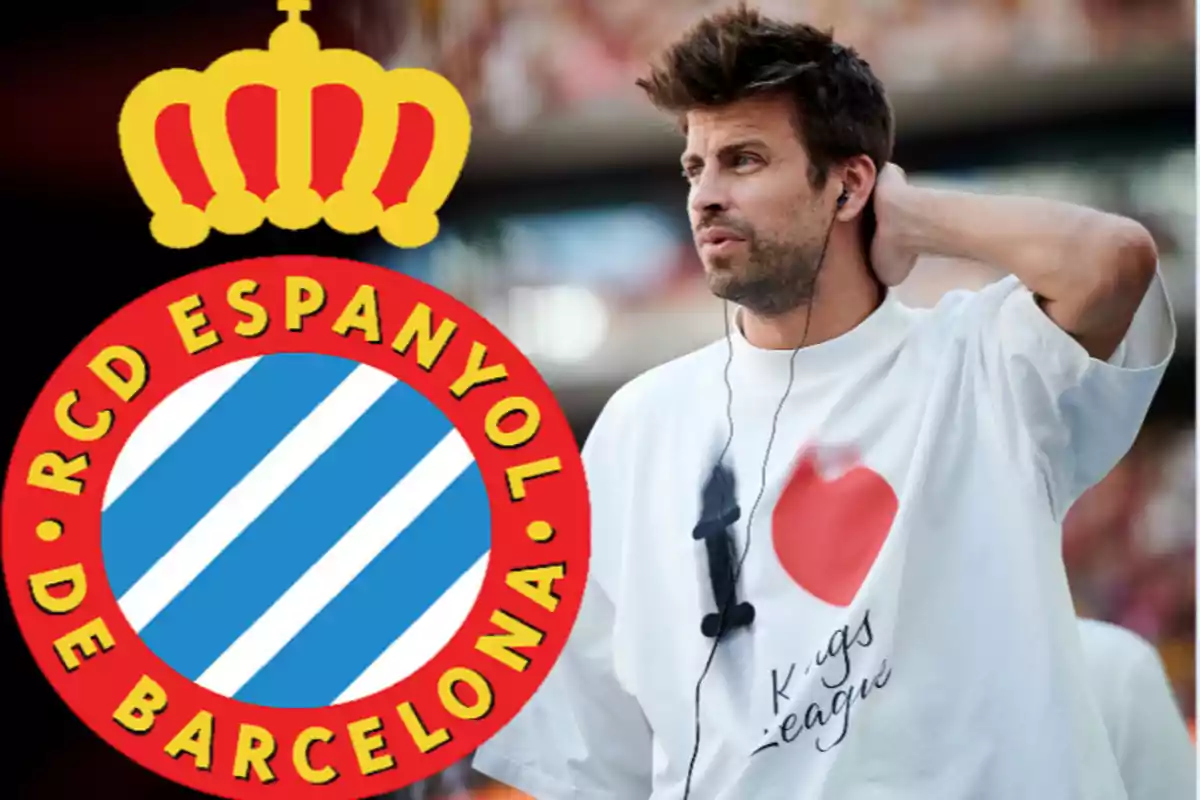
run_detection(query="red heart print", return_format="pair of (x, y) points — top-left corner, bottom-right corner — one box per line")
(771, 447), (898, 606)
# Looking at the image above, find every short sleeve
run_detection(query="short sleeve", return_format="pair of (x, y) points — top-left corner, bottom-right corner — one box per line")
(1113, 638), (1196, 799)
(964, 270), (1175, 520)
(472, 388), (654, 799)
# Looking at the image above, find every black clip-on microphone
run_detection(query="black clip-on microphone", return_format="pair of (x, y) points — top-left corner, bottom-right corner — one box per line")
(693, 461), (755, 637)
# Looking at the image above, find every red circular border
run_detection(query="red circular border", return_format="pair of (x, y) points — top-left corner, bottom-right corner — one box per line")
(2, 256), (590, 798)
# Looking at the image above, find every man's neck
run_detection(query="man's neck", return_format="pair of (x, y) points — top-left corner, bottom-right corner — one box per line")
(739, 252), (883, 350)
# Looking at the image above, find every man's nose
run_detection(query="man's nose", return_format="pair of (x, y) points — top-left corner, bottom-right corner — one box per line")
(689, 171), (730, 218)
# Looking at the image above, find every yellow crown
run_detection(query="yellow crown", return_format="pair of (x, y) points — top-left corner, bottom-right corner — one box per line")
(118, 0), (471, 249)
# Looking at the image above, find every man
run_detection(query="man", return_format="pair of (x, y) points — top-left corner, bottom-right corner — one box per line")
(1078, 618), (1196, 799)
(474, 6), (1174, 799)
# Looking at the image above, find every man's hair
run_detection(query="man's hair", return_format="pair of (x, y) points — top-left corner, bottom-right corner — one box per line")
(635, 5), (894, 189)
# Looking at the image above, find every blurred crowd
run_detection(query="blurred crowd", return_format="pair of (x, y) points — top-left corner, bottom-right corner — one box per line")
(1065, 423), (1196, 727)
(347, 0), (1194, 131)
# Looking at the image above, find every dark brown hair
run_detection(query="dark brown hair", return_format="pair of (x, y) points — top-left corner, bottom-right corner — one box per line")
(636, 5), (894, 188)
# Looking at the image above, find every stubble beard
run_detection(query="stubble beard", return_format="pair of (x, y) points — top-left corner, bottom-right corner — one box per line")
(704, 232), (825, 317)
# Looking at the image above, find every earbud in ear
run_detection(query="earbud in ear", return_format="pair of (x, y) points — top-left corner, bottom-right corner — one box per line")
(837, 189), (849, 208)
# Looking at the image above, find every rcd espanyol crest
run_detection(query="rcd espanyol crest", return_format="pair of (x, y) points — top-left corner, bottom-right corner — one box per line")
(2, 3), (590, 797)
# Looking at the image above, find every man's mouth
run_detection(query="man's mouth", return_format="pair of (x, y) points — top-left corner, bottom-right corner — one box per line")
(699, 227), (745, 247)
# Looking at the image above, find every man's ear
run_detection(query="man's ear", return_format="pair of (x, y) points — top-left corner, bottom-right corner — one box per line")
(833, 155), (879, 222)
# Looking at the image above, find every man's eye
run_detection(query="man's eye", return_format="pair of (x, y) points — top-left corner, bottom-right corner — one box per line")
(734, 153), (759, 167)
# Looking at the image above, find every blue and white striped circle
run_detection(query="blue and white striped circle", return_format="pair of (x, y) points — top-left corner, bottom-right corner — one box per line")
(100, 353), (490, 710)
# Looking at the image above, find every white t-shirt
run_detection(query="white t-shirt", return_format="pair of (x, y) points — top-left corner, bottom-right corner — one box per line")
(1078, 618), (1196, 800)
(474, 273), (1175, 799)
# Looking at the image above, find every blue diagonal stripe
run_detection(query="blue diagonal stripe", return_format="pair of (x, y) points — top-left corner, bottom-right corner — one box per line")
(135, 379), (456, 682)
(233, 463), (491, 709)
(101, 353), (359, 597)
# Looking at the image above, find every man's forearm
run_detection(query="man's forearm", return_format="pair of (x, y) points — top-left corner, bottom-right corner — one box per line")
(890, 186), (1158, 358)
(893, 187), (1150, 303)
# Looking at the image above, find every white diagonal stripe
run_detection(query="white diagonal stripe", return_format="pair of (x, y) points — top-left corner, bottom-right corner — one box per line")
(104, 357), (260, 511)
(117, 363), (397, 632)
(195, 429), (476, 698)
(334, 552), (489, 704)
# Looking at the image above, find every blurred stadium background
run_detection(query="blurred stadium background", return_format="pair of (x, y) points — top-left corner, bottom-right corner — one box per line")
(0, 1), (1193, 798)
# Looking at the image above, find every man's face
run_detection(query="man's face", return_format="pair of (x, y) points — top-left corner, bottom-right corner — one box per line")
(682, 95), (833, 316)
